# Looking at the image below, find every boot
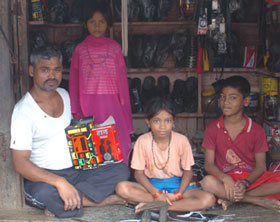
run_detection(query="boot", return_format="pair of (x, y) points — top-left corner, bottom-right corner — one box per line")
(171, 79), (186, 113)
(156, 75), (170, 99)
(141, 76), (157, 109)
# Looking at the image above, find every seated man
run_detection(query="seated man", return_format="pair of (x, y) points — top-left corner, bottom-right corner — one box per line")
(10, 45), (130, 218)
(201, 75), (280, 212)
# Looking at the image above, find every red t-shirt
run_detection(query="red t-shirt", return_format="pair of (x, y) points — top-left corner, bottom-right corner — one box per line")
(202, 115), (268, 172)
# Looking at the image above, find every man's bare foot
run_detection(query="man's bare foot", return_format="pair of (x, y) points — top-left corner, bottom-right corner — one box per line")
(101, 194), (128, 206)
(255, 197), (280, 212)
(217, 198), (233, 210)
(44, 208), (55, 217)
(83, 194), (127, 207)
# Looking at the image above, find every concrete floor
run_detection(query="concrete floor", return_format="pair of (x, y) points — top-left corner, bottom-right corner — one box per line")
(0, 203), (279, 222)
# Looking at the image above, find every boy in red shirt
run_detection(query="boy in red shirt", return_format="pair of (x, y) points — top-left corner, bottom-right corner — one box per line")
(201, 75), (280, 212)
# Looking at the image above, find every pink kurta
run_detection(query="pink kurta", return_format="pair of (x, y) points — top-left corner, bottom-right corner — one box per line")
(69, 35), (134, 165)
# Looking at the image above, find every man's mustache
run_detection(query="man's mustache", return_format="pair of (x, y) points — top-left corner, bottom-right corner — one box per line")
(44, 79), (58, 84)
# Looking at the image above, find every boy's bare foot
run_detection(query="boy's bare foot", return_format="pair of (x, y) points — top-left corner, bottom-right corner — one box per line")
(44, 208), (55, 217)
(255, 198), (280, 212)
(217, 198), (233, 210)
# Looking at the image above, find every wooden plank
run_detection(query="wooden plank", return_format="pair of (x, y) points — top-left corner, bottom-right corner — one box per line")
(197, 74), (202, 114)
(14, 0), (30, 96)
(127, 67), (196, 74)
(29, 25), (84, 44)
(0, 0), (23, 210)
(113, 21), (195, 34)
(201, 72), (260, 93)
(133, 113), (203, 118)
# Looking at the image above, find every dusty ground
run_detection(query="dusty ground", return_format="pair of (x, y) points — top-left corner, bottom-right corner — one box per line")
(0, 202), (279, 222)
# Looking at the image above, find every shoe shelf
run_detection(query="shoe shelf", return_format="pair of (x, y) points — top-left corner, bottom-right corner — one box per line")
(269, 137), (280, 160)
(61, 67), (263, 77)
(28, 21), (84, 27)
(62, 67), (263, 75)
(133, 113), (204, 119)
(112, 21), (257, 35)
(112, 21), (196, 34)
(256, 69), (280, 78)
(127, 68), (196, 74)
(206, 68), (263, 74)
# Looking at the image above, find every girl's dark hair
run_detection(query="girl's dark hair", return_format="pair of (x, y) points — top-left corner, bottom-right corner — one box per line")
(83, 1), (112, 27)
(144, 97), (176, 120)
(222, 75), (251, 98)
(80, 1), (112, 40)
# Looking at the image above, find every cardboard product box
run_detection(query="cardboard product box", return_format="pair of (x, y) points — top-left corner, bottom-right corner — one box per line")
(65, 120), (99, 170)
(91, 124), (123, 165)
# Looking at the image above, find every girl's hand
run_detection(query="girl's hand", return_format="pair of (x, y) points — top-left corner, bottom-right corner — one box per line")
(222, 175), (236, 202)
(165, 191), (176, 202)
(154, 191), (172, 205)
(165, 191), (183, 203)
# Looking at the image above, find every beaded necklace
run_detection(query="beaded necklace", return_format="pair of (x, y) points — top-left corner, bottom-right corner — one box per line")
(151, 133), (171, 170)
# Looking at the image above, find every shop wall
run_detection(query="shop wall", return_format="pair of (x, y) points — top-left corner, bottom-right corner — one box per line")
(0, 0), (22, 209)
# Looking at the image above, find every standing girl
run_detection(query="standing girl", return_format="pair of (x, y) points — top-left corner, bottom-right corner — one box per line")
(69, 4), (133, 165)
(116, 97), (215, 212)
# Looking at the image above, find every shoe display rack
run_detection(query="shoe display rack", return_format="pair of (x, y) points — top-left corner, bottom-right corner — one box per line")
(19, 0), (262, 137)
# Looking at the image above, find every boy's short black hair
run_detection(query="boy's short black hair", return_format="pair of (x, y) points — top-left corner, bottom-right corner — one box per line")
(222, 75), (251, 98)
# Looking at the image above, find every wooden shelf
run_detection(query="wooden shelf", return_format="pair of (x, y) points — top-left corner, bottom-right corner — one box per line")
(266, 23), (280, 32)
(62, 67), (197, 78)
(263, 119), (280, 128)
(127, 67), (265, 74)
(205, 68), (262, 74)
(269, 137), (280, 160)
(28, 21), (257, 31)
(64, 67), (263, 76)
(133, 112), (203, 118)
(256, 69), (280, 78)
(113, 21), (196, 34)
(270, 150), (280, 160)
(28, 21), (46, 25)
(132, 112), (260, 119)
(231, 22), (258, 28)
(28, 21), (83, 27)
(127, 68), (196, 74)
(113, 20), (195, 26)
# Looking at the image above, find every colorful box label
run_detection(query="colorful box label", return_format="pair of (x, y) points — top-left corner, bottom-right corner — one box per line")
(91, 124), (123, 165)
(65, 121), (99, 170)
(65, 121), (123, 170)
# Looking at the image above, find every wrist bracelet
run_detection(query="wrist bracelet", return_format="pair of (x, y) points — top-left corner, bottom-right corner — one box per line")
(243, 179), (251, 189)
(173, 190), (183, 200)
(153, 190), (162, 199)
